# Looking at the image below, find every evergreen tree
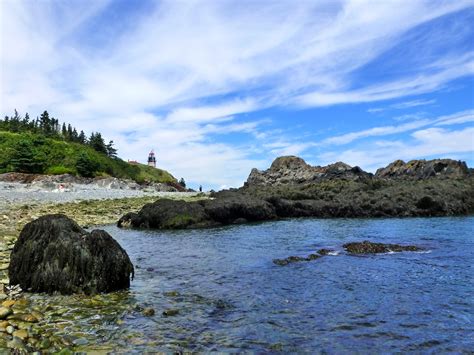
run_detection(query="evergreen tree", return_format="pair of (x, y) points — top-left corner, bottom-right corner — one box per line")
(179, 178), (186, 188)
(78, 130), (86, 144)
(106, 140), (118, 158)
(89, 132), (108, 154)
(76, 152), (98, 177)
(10, 140), (45, 173)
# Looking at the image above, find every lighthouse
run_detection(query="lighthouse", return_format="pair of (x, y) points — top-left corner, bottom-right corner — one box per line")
(147, 150), (156, 168)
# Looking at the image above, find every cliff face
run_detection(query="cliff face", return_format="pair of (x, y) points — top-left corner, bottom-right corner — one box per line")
(246, 156), (469, 186)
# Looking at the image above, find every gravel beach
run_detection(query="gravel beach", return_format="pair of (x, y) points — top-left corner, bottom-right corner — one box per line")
(0, 181), (199, 211)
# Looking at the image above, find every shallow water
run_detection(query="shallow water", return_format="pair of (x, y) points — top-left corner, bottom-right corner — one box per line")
(19, 217), (474, 352)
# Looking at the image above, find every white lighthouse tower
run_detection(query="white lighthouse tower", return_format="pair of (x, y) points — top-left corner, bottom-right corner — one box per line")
(147, 150), (156, 168)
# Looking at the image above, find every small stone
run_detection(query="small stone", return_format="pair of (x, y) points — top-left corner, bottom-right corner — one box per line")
(164, 291), (180, 297)
(73, 337), (89, 346)
(12, 329), (28, 340)
(39, 338), (51, 349)
(2, 300), (15, 308)
(6, 325), (14, 334)
(162, 309), (179, 317)
(0, 321), (9, 328)
(142, 308), (155, 316)
(10, 314), (38, 323)
(0, 295), (6, 302)
(0, 307), (12, 320)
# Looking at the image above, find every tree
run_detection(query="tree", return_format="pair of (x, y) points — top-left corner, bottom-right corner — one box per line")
(78, 130), (86, 144)
(89, 132), (108, 154)
(10, 140), (45, 173)
(106, 140), (117, 158)
(76, 152), (98, 177)
(178, 178), (186, 188)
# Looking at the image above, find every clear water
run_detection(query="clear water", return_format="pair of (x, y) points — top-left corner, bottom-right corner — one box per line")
(99, 217), (474, 353)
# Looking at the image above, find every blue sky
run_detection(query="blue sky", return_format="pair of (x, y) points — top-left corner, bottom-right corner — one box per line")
(1, 0), (473, 189)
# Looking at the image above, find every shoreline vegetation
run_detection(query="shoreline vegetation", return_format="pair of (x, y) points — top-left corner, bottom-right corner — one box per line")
(0, 111), (178, 185)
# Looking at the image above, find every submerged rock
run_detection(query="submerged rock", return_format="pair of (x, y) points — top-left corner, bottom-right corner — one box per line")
(273, 253), (321, 266)
(9, 214), (134, 294)
(343, 241), (422, 254)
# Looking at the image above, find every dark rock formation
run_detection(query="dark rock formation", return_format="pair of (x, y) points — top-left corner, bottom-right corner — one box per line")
(118, 156), (473, 230)
(343, 241), (422, 254)
(118, 195), (278, 229)
(273, 253), (321, 266)
(375, 159), (469, 179)
(246, 156), (371, 186)
(9, 214), (134, 294)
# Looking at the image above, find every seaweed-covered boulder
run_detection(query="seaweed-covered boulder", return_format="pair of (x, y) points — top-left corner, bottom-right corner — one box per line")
(118, 199), (211, 229)
(343, 241), (421, 254)
(9, 214), (134, 294)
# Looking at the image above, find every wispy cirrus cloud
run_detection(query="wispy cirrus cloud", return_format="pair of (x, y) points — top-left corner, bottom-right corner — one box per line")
(318, 126), (474, 171)
(1, 0), (473, 188)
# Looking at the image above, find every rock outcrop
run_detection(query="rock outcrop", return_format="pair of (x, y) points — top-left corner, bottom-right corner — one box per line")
(9, 214), (134, 294)
(343, 241), (422, 254)
(245, 156), (371, 186)
(118, 195), (277, 229)
(375, 159), (469, 179)
(118, 156), (473, 230)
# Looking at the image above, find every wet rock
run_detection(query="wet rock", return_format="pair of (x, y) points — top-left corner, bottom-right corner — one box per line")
(12, 329), (28, 340)
(142, 308), (155, 317)
(8, 313), (38, 323)
(273, 253), (321, 266)
(0, 307), (12, 319)
(6, 325), (14, 334)
(317, 249), (335, 255)
(119, 195), (276, 229)
(2, 300), (15, 308)
(163, 291), (180, 297)
(162, 309), (179, 317)
(9, 214), (134, 294)
(343, 241), (422, 254)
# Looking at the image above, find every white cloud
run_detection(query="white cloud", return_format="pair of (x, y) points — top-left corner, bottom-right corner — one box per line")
(391, 99), (436, 109)
(434, 109), (474, 126)
(318, 126), (474, 171)
(323, 119), (432, 145)
(1, 0), (473, 187)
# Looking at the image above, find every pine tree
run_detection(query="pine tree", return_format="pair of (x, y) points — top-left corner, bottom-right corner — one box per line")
(76, 152), (98, 177)
(78, 130), (86, 144)
(10, 140), (45, 173)
(89, 132), (107, 154)
(106, 140), (118, 158)
(179, 178), (186, 188)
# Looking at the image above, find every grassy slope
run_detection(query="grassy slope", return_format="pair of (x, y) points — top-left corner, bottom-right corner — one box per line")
(0, 131), (176, 184)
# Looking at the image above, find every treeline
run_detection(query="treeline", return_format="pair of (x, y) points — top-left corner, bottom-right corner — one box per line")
(1, 110), (117, 158)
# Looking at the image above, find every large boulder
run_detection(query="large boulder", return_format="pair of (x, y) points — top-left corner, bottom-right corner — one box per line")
(9, 214), (134, 294)
(118, 199), (210, 229)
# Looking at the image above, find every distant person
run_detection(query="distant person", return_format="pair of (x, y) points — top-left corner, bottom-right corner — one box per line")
(199, 185), (202, 192)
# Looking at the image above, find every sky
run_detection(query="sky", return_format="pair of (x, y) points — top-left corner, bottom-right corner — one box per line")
(1, 0), (473, 190)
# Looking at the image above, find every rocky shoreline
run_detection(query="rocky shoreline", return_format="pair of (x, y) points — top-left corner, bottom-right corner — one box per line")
(118, 157), (474, 231)
(0, 192), (204, 352)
